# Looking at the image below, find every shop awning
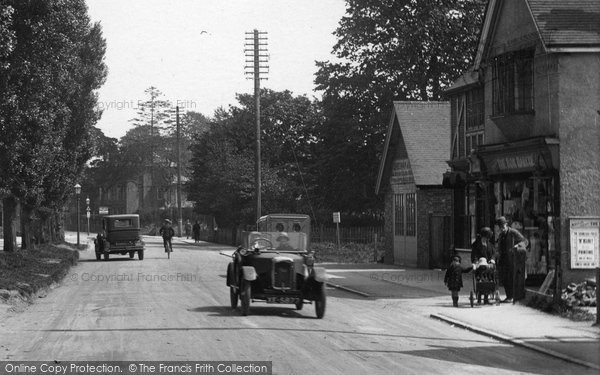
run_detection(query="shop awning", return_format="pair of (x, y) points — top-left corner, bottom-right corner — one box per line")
(476, 137), (559, 175)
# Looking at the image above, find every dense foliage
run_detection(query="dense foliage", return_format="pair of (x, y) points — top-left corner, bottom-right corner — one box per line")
(0, 0), (107, 250)
(313, 0), (485, 221)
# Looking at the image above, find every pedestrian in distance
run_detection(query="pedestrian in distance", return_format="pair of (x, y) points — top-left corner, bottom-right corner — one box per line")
(159, 219), (175, 253)
(192, 220), (201, 244)
(494, 216), (528, 303)
(444, 254), (471, 307)
(185, 219), (192, 239)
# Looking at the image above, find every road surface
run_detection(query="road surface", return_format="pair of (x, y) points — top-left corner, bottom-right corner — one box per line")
(0, 237), (594, 374)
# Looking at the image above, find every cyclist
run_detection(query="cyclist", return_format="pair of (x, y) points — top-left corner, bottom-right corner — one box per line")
(159, 219), (175, 253)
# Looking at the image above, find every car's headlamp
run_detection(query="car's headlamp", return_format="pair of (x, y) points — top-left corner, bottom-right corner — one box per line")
(305, 253), (315, 266)
(239, 248), (248, 256)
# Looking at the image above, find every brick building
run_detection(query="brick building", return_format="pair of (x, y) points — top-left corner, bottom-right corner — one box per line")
(376, 102), (452, 268)
(444, 0), (600, 284)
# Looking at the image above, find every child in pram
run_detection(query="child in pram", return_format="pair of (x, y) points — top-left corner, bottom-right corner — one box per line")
(472, 257), (496, 304)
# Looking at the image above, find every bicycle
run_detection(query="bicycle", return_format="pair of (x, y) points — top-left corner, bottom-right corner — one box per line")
(164, 238), (173, 259)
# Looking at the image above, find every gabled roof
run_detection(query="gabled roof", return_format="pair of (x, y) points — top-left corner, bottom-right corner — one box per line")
(475, 0), (600, 68)
(528, 0), (600, 49)
(375, 101), (450, 194)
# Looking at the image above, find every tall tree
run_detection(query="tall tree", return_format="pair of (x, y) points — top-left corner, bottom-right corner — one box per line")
(313, 0), (485, 222)
(0, 0), (107, 250)
(187, 89), (321, 227)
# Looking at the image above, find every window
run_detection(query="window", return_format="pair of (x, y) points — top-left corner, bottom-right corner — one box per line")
(406, 193), (416, 236)
(466, 132), (484, 154)
(394, 194), (404, 236)
(466, 87), (484, 130)
(492, 50), (534, 116)
(113, 219), (132, 228)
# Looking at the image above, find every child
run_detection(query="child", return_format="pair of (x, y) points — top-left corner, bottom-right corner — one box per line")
(444, 255), (471, 307)
(473, 257), (495, 304)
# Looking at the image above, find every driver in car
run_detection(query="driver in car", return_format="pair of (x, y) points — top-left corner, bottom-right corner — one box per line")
(276, 232), (295, 250)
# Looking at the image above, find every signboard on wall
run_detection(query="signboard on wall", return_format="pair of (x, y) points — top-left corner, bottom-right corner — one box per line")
(569, 217), (600, 269)
(99, 206), (109, 215)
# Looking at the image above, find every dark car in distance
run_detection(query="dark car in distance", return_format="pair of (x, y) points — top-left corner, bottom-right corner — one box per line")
(94, 214), (145, 261)
(226, 214), (327, 318)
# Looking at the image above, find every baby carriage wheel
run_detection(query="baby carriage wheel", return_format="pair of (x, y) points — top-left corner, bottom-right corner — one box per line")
(469, 291), (474, 308)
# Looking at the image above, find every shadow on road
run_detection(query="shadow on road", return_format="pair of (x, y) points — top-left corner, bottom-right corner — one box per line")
(187, 305), (314, 319)
(344, 344), (594, 375)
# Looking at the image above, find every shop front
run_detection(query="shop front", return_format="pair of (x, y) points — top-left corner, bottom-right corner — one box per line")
(475, 137), (560, 285)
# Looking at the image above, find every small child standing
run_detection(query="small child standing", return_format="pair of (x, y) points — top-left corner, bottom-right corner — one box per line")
(444, 255), (471, 307)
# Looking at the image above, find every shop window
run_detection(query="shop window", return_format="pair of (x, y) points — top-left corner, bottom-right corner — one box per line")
(491, 50), (534, 116)
(406, 193), (416, 236)
(394, 194), (404, 236)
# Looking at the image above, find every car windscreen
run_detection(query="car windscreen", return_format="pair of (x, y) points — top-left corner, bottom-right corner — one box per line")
(248, 231), (307, 251)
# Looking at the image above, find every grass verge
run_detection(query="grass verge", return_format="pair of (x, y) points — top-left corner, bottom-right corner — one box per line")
(0, 243), (79, 303)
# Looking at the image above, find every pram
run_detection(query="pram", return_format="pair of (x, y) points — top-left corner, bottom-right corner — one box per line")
(469, 260), (500, 307)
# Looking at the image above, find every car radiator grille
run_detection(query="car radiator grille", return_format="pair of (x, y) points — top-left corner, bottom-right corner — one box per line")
(272, 261), (294, 290)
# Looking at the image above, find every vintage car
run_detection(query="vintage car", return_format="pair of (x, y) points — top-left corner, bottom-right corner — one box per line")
(226, 214), (327, 318)
(94, 214), (145, 261)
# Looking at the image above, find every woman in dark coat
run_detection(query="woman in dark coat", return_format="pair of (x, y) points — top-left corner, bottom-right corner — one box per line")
(444, 255), (471, 307)
(471, 227), (494, 263)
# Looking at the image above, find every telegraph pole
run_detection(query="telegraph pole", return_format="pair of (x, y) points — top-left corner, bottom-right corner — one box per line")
(245, 29), (269, 227)
(176, 106), (182, 237)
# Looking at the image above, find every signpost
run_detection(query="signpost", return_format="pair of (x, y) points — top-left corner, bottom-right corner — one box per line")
(333, 212), (341, 250)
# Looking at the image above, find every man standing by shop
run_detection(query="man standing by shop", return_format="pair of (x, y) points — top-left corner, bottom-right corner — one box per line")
(495, 216), (528, 303)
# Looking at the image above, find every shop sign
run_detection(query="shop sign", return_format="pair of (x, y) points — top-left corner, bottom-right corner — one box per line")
(98, 206), (109, 215)
(488, 152), (545, 174)
(391, 158), (413, 185)
(569, 217), (600, 269)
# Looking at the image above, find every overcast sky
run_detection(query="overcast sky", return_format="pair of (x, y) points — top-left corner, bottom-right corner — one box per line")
(86, 0), (347, 139)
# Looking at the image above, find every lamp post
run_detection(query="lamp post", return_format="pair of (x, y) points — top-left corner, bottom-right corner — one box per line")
(86, 196), (91, 236)
(74, 184), (81, 247)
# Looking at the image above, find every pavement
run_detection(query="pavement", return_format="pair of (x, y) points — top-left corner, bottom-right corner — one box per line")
(322, 262), (600, 371)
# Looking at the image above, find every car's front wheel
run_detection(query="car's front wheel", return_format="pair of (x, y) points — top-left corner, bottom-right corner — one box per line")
(230, 287), (238, 309)
(315, 284), (326, 319)
(240, 281), (251, 316)
(138, 250), (144, 260)
(129, 251), (135, 259)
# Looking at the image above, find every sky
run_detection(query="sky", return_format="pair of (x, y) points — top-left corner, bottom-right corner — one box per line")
(85, 0), (347, 139)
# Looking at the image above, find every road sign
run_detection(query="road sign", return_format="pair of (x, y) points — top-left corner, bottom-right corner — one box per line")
(333, 212), (341, 223)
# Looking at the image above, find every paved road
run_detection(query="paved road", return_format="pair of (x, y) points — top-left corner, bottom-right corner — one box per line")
(0, 237), (595, 374)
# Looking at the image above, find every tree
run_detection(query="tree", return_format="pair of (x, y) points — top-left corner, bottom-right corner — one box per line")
(186, 89), (321, 227)
(312, 0), (485, 222)
(0, 0), (107, 250)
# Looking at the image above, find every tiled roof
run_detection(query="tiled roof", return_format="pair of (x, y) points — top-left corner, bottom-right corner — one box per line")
(527, 0), (600, 46)
(376, 102), (450, 192)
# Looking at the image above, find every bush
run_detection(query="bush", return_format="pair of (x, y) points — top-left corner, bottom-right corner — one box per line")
(312, 241), (384, 263)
